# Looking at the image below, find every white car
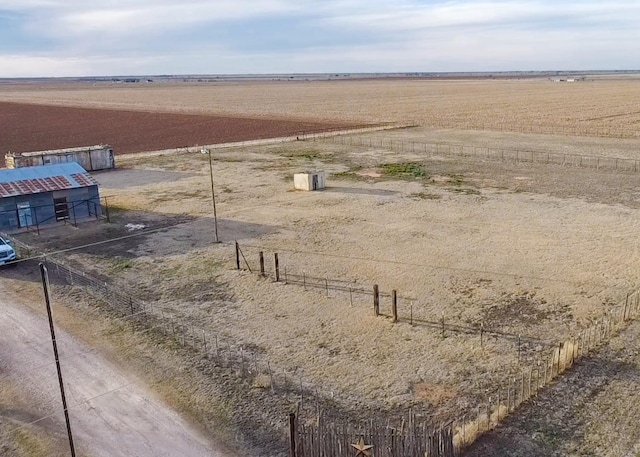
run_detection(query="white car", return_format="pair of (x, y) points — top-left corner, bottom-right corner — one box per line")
(0, 237), (17, 266)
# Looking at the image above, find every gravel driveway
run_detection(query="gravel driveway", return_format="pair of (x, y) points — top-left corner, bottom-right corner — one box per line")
(0, 280), (229, 457)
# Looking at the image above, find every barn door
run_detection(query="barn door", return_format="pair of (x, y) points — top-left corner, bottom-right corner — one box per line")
(17, 203), (33, 227)
(54, 197), (69, 221)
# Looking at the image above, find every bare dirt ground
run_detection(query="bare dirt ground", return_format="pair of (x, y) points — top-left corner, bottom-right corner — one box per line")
(0, 101), (354, 166)
(2, 79), (640, 133)
(0, 268), (230, 457)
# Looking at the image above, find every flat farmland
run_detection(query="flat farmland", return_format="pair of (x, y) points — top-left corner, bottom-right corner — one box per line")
(5, 77), (640, 455)
(0, 101), (354, 164)
(2, 78), (640, 135)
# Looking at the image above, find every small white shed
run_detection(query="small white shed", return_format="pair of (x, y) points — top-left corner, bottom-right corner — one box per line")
(294, 171), (325, 191)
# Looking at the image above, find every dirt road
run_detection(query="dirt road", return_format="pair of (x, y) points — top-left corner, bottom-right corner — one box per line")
(0, 280), (229, 457)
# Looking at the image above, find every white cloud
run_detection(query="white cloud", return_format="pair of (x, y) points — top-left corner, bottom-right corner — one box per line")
(325, 1), (640, 32)
(51, 1), (300, 35)
(1, 0), (639, 76)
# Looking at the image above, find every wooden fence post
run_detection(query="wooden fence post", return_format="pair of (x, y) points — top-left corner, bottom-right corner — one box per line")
(486, 400), (491, 430)
(392, 290), (398, 323)
(289, 413), (297, 457)
(373, 284), (380, 316)
(235, 241), (240, 270)
(259, 251), (265, 276)
(274, 253), (280, 282)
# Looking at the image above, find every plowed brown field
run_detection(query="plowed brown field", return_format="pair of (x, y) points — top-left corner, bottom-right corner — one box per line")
(0, 101), (354, 165)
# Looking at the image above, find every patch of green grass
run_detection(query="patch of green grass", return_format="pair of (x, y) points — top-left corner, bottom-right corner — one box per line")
(331, 166), (366, 181)
(381, 162), (427, 178)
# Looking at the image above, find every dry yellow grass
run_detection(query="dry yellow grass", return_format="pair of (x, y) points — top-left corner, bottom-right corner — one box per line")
(21, 135), (635, 425)
(5, 77), (640, 452)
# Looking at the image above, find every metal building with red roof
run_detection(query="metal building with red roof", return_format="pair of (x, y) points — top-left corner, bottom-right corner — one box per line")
(0, 163), (101, 231)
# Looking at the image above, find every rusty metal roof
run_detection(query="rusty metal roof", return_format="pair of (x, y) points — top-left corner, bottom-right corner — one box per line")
(0, 163), (98, 198)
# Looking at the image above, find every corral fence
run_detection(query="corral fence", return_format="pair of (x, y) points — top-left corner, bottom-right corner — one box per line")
(415, 119), (640, 140)
(315, 135), (640, 173)
(291, 289), (640, 456)
(291, 412), (453, 457)
(450, 288), (640, 454)
(235, 242), (556, 357)
(234, 241), (640, 455)
(7, 232), (640, 456)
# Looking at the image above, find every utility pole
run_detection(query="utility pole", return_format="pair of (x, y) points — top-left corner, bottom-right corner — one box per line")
(39, 263), (76, 457)
(201, 148), (220, 243)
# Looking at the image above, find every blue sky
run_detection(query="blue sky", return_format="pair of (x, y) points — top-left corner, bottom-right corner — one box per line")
(0, 0), (638, 77)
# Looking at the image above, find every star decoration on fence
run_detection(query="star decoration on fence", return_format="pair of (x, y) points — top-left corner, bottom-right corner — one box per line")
(351, 437), (373, 456)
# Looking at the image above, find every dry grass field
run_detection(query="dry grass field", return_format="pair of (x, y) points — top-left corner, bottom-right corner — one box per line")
(4, 77), (640, 455)
(2, 78), (640, 134)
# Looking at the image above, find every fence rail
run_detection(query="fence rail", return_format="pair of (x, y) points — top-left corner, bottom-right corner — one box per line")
(236, 243), (556, 353)
(316, 135), (640, 173)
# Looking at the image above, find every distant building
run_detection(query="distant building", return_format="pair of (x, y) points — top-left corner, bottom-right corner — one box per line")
(550, 77), (585, 83)
(0, 163), (101, 231)
(6, 144), (115, 172)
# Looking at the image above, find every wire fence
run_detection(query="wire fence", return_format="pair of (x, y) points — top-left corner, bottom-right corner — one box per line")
(0, 197), (109, 235)
(408, 119), (640, 140)
(315, 135), (640, 173)
(234, 241), (640, 455)
(235, 242), (557, 357)
(6, 233), (640, 456)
